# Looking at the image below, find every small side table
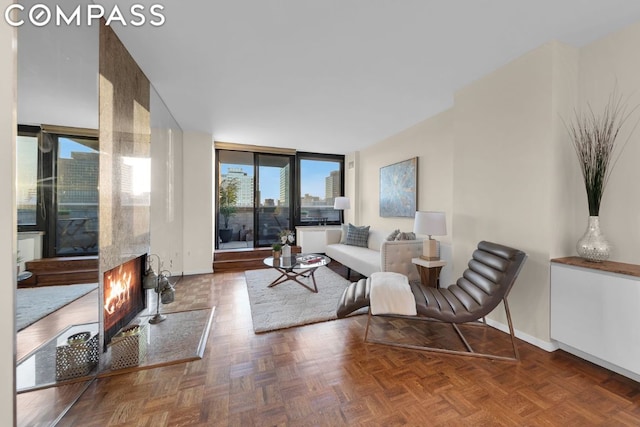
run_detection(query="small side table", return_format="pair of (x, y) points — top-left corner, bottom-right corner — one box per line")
(411, 258), (446, 288)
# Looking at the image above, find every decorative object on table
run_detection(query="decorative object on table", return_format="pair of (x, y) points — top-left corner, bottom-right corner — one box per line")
(279, 229), (295, 245)
(379, 157), (417, 217)
(395, 231), (416, 240)
(56, 330), (99, 380)
(386, 229), (400, 241)
(110, 323), (148, 370)
(413, 211), (447, 260)
(279, 229), (295, 257)
(272, 243), (282, 259)
(564, 89), (639, 261)
(282, 244), (291, 258)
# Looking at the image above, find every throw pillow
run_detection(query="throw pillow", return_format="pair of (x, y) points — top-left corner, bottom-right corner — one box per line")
(339, 223), (348, 244)
(386, 229), (400, 241)
(346, 224), (370, 247)
(395, 231), (416, 241)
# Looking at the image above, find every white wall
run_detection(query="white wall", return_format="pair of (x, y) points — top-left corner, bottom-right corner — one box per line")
(182, 131), (214, 275)
(1, 0), (17, 421)
(577, 21), (640, 263)
(549, 43), (581, 259)
(150, 88), (184, 275)
(453, 42), (576, 344)
(352, 20), (640, 351)
(356, 108), (454, 285)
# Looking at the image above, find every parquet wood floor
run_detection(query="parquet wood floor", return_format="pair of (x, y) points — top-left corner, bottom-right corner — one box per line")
(32, 267), (640, 426)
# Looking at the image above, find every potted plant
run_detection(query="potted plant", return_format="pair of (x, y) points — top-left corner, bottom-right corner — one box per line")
(218, 178), (238, 243)
(565, 89), (638, 261)
(272, 243), (282, 259)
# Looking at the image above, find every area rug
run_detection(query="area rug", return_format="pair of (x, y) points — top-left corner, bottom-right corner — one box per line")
(16, 283), (98, 332)
(245, 266), (366, 333)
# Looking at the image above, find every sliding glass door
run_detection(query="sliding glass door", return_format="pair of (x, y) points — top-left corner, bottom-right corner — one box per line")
(256, 154), (293, 246)
(55, 135), (99, 255)
(217, 150), (255, 248)
(216, 150), (295, 249)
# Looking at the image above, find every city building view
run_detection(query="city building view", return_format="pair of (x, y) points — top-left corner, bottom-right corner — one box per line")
(17, 136), (99, 255)
(218, 158), (342, 248)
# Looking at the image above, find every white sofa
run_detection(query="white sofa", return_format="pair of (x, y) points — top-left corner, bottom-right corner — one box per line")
(325, 228), (424, 282)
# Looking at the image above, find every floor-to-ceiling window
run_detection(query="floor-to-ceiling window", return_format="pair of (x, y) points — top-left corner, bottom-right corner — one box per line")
(217, 150), (256, 248)
(55, 134), (99, 255)
(256, 153), (294, 246)
(215, 146), (344, 250)
(17, 125), (99, 257)
(296, 153), (344, 226)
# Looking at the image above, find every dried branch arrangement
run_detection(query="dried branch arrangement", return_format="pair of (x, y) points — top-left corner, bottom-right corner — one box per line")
(565, 89), (639, 216)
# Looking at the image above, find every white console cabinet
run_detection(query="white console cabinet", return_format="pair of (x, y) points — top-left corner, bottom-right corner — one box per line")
(295, 226), (340, 254)
(551, 257), (640, 382)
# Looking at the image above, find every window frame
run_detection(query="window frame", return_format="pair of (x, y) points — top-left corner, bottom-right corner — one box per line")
(214, 146), (345, 250)
(294, 152), (345, 227)
(17, 125), (99, 257)
(17, 125), (45, 234)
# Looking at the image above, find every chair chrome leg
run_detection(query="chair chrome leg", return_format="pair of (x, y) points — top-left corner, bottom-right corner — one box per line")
(503, 298), (520, 361)
(364, 311), (372, 342)
(363, 298), (520, 362)
(452, 323), (474, 353)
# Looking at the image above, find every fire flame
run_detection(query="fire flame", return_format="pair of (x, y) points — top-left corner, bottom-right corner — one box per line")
(104, 268), (133, 315)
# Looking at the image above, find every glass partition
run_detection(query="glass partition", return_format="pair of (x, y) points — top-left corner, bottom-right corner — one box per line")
(16, 0), (99, 423)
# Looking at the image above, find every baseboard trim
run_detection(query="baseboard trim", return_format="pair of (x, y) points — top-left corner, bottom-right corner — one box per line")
(184, 269), (213, 276)
(484, 318), (559, 353)
(554, 342), (640, 383)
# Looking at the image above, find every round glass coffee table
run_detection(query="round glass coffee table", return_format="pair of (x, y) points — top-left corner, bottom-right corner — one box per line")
(263, 253), (330, 293)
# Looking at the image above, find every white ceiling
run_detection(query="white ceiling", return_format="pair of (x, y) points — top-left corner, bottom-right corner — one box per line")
(100, 0), (640, 154)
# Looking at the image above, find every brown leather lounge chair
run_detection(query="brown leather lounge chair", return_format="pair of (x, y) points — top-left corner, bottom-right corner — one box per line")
(336, 241), (527, 361)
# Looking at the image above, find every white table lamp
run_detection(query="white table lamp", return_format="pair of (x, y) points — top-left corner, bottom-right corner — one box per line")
(413, 211), (447, 260)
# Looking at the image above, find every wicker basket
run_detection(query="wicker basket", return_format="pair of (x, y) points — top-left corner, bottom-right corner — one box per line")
(55, 331), (99, 381)
(110, 323), (148, 370)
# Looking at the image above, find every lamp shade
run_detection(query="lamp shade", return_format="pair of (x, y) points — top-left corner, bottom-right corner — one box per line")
(413, 211), (447, 237)
(333, 196), (351, 210)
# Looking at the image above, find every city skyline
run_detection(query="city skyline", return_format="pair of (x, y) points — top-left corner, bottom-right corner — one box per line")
(220, 160), (340, 205)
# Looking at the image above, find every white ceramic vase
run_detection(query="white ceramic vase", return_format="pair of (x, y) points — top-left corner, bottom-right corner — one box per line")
(576, 216), (611, 262)
(282, 244), (291, 258)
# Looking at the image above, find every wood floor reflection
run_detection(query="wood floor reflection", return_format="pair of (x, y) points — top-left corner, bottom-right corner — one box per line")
(18, 265), (640, 426)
